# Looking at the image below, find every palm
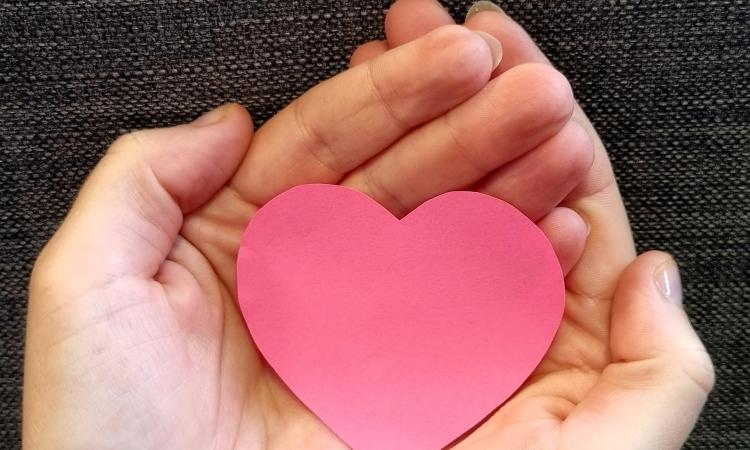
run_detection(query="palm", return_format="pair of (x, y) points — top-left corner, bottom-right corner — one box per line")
(159, 186), (346, 449)
(161, 23), (603, 447)
(449, 290), (611, 448)
(173, 180), (618, 449)
(26, 21), (629, 450)
(170, 184), (603, 450)
(26, 5), (711, 450)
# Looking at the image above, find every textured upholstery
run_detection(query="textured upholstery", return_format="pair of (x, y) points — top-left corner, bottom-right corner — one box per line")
(1, 1), (747, 448)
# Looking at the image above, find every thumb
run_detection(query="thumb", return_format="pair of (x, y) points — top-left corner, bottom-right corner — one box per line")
(33, 104), (253, 294)
(562, 251), (715, 450)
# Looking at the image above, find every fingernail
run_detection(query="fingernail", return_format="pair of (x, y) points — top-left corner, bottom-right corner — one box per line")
(654, 258), (683, 305)
(473, 31), (503, 70)
(466, 1), (506, 21)
(192, 105), (227, 127)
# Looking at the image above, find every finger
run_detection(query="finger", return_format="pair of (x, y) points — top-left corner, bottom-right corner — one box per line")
(463, 2), (549, 74)
(33, 104), (254, 286)
(385, 1), (637, 298)
(536, 207), (588, 276)
(461, 3), (637, 299)
(383, 1), (547, 73)
(349, 40), (388, 67)
(476, 120), (594, 222)
(385, 0), (455, 48)
(231, 25), (500, 205)
(342, 63), (573, 217)
(382, 1), (595, 281)
(561, 252), (714, 449)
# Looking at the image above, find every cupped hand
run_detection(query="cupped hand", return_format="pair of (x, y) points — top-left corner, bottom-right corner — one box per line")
(350, 1), (714, 449)
(25, 23), (592, 449)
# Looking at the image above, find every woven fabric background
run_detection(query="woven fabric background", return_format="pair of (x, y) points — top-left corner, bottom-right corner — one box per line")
(1, 1), (748, 448)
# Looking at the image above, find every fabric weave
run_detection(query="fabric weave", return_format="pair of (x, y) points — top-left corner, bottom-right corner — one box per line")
(1, 1), (748, 448)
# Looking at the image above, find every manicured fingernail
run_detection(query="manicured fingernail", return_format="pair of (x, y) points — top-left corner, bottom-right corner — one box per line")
(654, 258), (683, 305)
(473, 31), (503, 70)
(192, 105), (227, 126)
(466, 1), (506, 21)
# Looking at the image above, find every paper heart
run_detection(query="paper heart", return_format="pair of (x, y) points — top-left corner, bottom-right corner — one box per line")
(237, 184), (564, 450)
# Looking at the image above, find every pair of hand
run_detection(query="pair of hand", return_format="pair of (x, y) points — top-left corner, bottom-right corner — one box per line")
(24, 1), (713, 449)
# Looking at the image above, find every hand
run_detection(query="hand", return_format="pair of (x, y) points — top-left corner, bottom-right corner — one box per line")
(351, 1), (714, 449)
(24, 24), (591, 449)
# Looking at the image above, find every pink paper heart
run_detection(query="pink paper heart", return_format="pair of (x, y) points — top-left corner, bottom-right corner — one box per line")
(237, 184), (564, 450)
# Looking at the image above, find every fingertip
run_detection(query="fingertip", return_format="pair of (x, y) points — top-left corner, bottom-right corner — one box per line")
(498, 64), (574, 135)
(529, 64), (575, 124)
(463, 5), (551, 73)
(138, 103), (255, 212)
(216, 102), (255, 133)
(537, 207), (587, 275)
(465, 1), (507, 21)
(385, 0), (455, 48)
(562, 120), (596, 180)
(189, 103), (255, 169)
(349, 40), (389, 67)
(189, 103), (254, 141)
(191, 104), (230, 127)
(614, 250), (677, 309)
(472, 30), (503, 71)
(611, 251), (713, 391)
(425, 25), (497, 87)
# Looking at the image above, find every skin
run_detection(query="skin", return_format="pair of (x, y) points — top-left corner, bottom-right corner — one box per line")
(24, 2), (713, 449)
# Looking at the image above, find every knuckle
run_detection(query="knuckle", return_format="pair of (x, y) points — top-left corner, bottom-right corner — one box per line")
(650, 350), (715, 397)
(365, 60), (410, 132)
(108, 130), (148, 157)
(442, 115), (494, 174)
(29, 239), (68, 304)
(677, 349), (716, 395)
(291, 99), (343, 176)
(29, 249), (51, 296)
(360, 169), (409, 218)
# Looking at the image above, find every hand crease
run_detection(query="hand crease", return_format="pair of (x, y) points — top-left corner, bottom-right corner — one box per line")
(292, 98), (344, 176)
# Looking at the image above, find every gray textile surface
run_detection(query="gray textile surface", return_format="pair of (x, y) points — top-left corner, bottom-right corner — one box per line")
(1, 1), (748, 448)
